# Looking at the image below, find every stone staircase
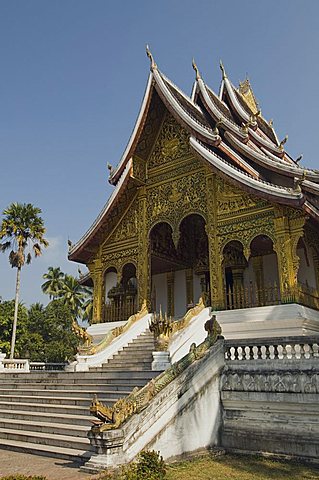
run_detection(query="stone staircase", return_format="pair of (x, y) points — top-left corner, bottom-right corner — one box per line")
(0, 331), (156, 463)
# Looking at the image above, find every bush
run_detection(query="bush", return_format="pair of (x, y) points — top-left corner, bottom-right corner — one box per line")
(95, 451), (166, 480)
(119, 451), (166, 480)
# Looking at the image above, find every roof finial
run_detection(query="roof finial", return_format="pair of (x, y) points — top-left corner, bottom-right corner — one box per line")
(213, 120), (222, 136)
(192, 58), (200, 80)
(220, 60), (227, 79)
(279, 135), (288, 151)
(146, 44), (157, 70)
(295, 154), (303, 164)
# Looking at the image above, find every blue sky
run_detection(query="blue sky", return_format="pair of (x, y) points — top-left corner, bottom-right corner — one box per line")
(0, 0), (318, 305)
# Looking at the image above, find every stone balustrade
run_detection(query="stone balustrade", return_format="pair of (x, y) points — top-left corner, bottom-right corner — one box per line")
(29, 362), (67, 371)
(2, 359), (30, 373)
(0, 354), (67, 373)
(224, 336), (319, 361)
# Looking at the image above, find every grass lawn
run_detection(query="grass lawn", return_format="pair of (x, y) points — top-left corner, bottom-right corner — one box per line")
(166, 453), (319, 480)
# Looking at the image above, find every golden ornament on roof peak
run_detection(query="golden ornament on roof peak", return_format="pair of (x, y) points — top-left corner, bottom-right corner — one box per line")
(192, 58), (200, 80)
(219, 60), (227, 79)
(146, 45), (157, 70)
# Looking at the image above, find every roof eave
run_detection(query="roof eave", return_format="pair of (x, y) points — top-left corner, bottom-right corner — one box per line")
(109, 72), (154, 185)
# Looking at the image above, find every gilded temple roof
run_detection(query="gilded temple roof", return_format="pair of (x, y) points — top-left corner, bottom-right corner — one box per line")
(69, 50), (319, 263)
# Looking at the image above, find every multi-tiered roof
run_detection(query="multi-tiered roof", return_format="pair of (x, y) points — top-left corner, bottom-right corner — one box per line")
(69, 49), (319, 263)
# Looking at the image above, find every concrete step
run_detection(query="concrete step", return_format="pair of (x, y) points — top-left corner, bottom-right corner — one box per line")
(113, 351), (153, 359)
(0, 329), (159, 462)
(0, 427), (90, 451)
(0, 394), (116, 407)
(0, 438), (90, 463)
(0, 408), (92, 426)
(98, 365), (151, 371)
(0, 382), (141, 391)
(0, 370), (157, 381)
(0, 400), (109, 416)
(106, 359), (152, 366)
(89, 366), (155, 372)
(0, 388), (131, 399)
(0, 418), (89, 438)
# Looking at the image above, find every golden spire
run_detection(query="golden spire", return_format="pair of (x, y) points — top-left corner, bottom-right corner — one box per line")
(146, 44), (157, 70)
(219, 60), (227, 79)
(192, 58), (201, 80)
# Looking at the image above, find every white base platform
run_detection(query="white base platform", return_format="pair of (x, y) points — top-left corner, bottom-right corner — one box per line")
(87, 321), (127, 344)
(217, 303), (319, 339)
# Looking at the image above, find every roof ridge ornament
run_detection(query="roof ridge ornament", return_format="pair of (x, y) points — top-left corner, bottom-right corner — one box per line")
(241, 118), (255, 135)
(279, 135), (288, 151)
(192, 58), (201, 80)
(107, 162), (114, 177)
(294, 171), (307, 192)
(220, 60), (227, 79)
(213, 120), (222, 136)
(146, 45), (157, 70)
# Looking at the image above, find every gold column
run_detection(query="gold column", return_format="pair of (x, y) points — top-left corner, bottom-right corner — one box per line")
(185, 268), (194, 306)
(90, 257), (104, 323)
(252, 255), (264, 304)
(167, 271), (175, 317)
(273, 208), (305, 303)
(206, 173), (224, 309)
(137, 187), (150, 309)
(313, 254), (319, 294)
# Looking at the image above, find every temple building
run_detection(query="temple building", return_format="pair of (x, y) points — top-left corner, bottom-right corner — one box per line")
(69, 50), (319, 333)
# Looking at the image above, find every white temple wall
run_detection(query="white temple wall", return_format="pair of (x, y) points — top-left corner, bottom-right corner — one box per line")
(174, 269), (187, 318)
(105, 272), (117, 302)
(244, 261), (255, 288)
(193, 274), (202, 303)
(263, 253), (279, 286)
(152, 273), (167, 313)
(297, 247), (317, 289)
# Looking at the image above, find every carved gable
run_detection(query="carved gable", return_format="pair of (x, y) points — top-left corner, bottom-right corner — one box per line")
(148, 113), (191, 169)
(216, 176), (269, 218)
(102, 197), (139, 249)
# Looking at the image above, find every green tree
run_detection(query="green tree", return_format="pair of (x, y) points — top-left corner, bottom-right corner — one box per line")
(41, 266), (64, 299)
(82, 287), (93, 324)
(18, 300), (80, 363)
(0, 203), (49, 358)
(0, 300), (28, 357)
(59, 274), (88, 318)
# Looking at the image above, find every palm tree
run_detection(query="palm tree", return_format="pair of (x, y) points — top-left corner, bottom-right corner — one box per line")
(0, 203), (49, 358)
(41, 267), (64, 299)
(82, 287), (93, 324)
(60, 274), (87, 318)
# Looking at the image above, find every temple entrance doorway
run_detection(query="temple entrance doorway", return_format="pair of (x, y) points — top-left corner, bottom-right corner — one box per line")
(150, 214), (209, 318)
(104, 263), (137, 322)
(223, 235), (280, 309)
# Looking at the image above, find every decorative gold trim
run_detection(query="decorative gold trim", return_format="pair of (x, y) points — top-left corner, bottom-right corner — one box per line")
(78, 301), (148, 355)
(90, 315), (222, 432)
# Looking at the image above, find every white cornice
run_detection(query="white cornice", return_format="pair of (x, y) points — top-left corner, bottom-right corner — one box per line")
(152, 68), (220, 144)
(226, 132), (319, 180)
(190, 136), (303, 201)
(109, 73), (154, 184)
(197, 77), (248, 140)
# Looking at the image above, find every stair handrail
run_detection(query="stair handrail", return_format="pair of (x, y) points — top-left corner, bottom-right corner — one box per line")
(169, 295), (206, 337)
(90, 316), (222, 432)
(78, 300), (148, 356)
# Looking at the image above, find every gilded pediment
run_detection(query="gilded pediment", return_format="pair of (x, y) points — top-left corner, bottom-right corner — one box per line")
(148, 113), (190, 169)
